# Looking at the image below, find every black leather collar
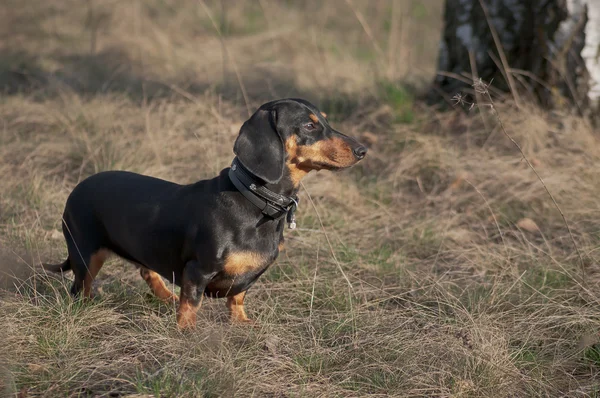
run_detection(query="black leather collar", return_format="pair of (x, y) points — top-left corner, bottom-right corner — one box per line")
(228, 157), (299, 227)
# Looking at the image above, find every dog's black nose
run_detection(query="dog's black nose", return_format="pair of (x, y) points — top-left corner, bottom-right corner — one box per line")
(353, 145), (367, 159)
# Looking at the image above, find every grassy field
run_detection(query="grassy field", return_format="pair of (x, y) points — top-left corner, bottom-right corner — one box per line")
(2, 1), (600, 396)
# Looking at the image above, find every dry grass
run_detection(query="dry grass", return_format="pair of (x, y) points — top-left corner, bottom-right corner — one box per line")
(2, 1), (600, 397)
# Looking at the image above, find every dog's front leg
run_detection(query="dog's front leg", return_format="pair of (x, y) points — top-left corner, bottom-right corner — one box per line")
(227, 291), (253, 323)
(176, 261), (215, 329)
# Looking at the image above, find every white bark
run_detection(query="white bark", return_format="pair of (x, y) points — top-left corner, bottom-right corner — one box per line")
(557, 0), (599, 109)
(578, 0), (600, 102)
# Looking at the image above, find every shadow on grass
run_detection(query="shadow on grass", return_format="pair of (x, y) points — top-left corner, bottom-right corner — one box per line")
(0, 47), (367, 119)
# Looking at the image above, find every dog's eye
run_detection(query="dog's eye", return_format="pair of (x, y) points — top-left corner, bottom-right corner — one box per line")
(304, 123), (316, 130)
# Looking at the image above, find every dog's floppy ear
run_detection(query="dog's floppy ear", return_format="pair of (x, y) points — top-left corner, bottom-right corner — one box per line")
(234, 108), (284, 184)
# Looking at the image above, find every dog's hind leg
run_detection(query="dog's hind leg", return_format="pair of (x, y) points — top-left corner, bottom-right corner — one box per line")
(69, 248), (109, 298)
(139, 267), (179, 302)
(60, 212), (111, 298)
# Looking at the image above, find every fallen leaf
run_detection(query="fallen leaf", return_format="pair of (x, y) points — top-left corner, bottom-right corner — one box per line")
(517, 218), (540, 233)
(27, 363), (45, 373)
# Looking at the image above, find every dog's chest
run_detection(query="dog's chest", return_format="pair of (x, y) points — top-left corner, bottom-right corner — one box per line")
(205, 248), (279, 297)
(222, 251), (270, 275)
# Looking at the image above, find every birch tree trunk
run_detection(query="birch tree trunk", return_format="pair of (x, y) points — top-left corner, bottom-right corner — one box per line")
(581, 0), (600, 106)
(431, 0), (599, 117)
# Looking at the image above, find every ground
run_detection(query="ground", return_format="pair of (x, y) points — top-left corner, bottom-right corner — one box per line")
(1, 1), (600, 397)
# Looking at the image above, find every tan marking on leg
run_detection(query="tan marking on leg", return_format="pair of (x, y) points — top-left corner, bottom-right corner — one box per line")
(223, 252), (266, 276)
(83, 249), (109, 298)
(278, 241), (285, 252)
(177, 299), (200, 329)
(140, 267), (179, 302)
(227, 291), (252, 323)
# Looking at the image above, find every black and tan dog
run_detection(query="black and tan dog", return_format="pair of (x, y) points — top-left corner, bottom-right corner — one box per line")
(44, 98), (367, 329)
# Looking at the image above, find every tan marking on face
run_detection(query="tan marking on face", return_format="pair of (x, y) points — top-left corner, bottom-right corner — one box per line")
(285, 136), (310, 187)
(284, 135), (357, 186)
(83, 249), (110, 298)
(140, 267), (179, 302)
(223, 252), (266, 276)
(309, 113), (319, 123)
(300, 137), (356, 168)
(177, 299), (199, 329)
(320, 112), (327, 118)
(227, 291), (252, 323)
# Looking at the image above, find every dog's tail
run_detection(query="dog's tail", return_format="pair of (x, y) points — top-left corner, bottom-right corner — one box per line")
(42, 257), (71, 273)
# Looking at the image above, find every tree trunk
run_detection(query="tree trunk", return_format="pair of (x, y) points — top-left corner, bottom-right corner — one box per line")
(581, 0), (600, 106)
(430, 0), (599, 117)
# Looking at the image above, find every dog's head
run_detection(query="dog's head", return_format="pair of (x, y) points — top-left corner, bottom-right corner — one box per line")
(234, 98), (367, 185)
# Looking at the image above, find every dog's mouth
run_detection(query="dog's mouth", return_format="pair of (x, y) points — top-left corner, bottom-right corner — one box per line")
(299, 158), (360, 171)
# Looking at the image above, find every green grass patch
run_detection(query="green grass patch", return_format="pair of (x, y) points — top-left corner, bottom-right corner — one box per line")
(264, 259), (302, 283)
(412, 2), (428, 19)
(379, 82), (414, 124)
(583, 344), (600, 367)
(405, 225), (443, 259)
(523, 268), (573, 293)
(343, 369), (405, 394)
(133, 366), (226, 398)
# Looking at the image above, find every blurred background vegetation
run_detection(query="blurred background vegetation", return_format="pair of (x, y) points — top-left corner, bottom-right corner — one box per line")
(0, 0), (442, 116)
